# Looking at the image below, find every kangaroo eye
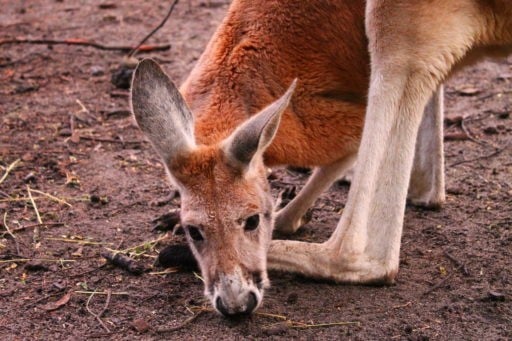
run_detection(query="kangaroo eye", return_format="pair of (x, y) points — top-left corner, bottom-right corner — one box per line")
(243, 214), (260, 231)
(185, 225), (204, 242)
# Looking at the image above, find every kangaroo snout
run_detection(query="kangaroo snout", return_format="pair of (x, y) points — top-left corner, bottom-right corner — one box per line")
(215, 291), (259, 316)
(212, 269), (263, 316)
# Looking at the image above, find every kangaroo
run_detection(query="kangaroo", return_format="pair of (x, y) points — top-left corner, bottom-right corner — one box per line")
(268, 0), (511, 290)
(131, 0), (511, 316)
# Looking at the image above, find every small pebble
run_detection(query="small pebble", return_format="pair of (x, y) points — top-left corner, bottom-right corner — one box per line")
(483, 126), (498, 135)
(487, 290), (506, 302)
(497, 111), (510, 119)
(24, 172), (36, 183)
(58, 128), (72, 137)
(286, 292), (298, 305)
(91, 66), (105, 77)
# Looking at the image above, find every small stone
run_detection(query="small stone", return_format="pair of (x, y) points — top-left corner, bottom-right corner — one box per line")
(497, 112), (510, 119)
(131, 318), (150, 333)
(404, 324), (413, 334)
(483, 126), (498, 135)
(91, 66), (105, 77)
(90, 194), (101, 203)
(263, 322), (288, 336)
(23, 172), (36, 183)
(111, 64), (135, 89)
(58, 128), (72, 137)
(286, 292), (298, 305)
(98, 3), (117, 9)
(487, 291), (506, 302)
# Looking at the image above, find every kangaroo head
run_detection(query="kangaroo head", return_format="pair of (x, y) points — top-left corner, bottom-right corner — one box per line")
(131, 59), (295, 316)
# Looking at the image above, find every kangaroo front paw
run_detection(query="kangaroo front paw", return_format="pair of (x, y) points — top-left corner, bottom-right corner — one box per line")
(274, 209), (312, 234)
(268, 240), (398, 284)
(407, 190), (445, 210)
(274, 186), (313, 234)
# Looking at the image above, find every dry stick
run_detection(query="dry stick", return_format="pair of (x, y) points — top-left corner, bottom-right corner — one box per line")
(423, 265), (462, 296)
(127, 0), (179, 58)
(26, 185), (43, 244)
(0, 38), (170, 53)
(0, 159), (20, 185)
(86, 289), (112, 333)
(444, 250), (470, 276)
(450, 141), (511, 167)
(3, 212), (21, 256)
(78, 135), (143, 145)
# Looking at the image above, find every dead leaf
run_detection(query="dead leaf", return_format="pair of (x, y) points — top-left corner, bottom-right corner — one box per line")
(41, 291), (72, 311)
(456, 87), (481, 96)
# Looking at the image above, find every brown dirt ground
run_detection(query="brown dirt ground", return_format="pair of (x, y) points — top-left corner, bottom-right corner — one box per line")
(0, 1), (511, 340)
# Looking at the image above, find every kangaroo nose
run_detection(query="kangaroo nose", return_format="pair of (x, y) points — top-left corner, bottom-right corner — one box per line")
(215, 292), (258, 316)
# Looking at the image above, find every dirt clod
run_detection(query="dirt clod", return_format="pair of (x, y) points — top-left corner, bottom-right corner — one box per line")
(131, 318), (150, 333)
(24, 261), (49, 272)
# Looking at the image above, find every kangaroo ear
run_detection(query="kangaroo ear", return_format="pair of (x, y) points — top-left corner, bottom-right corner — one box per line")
(131, 59), (196, 163)
(223, 79), (297, 170)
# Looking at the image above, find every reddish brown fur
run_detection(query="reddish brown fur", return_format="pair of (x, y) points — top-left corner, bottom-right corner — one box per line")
(181, 0), (369, 167)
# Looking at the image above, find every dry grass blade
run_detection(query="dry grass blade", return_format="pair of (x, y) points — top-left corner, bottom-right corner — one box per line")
(0, 258), (76, 264)
(86, 289), (112, 333)
(46, 237), (113, 246)
(29, 189), (72, 207)
(0, 159), (20, 186)
(26, 185), (43, 243)
(155, 310), (206, 334)
(107, 235), (167, 256)
(2, 212), (21, 255)
(290, 321), (360, 328)
(149, 268), (179, 276)
(75, 291), (129, 296)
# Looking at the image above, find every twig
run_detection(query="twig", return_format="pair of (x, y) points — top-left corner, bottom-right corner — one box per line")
(0, 38), (170, 53)
(75, 99), (89, 114)
(2, 212), (21, 256)
(101, 250), (145, 275)
(450, 142), (511, 167)
(423, 267), (460, 295)
(26, 185), (43, 243)
(155, 310), (205, 334)
(460, 118), (489, 147)
(127, 0), (179, 57)
(86, 289), (112, 333)
(0, 159), (20, 185)
(444, 250), (470, 276)
(78, 135), (144, 145)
